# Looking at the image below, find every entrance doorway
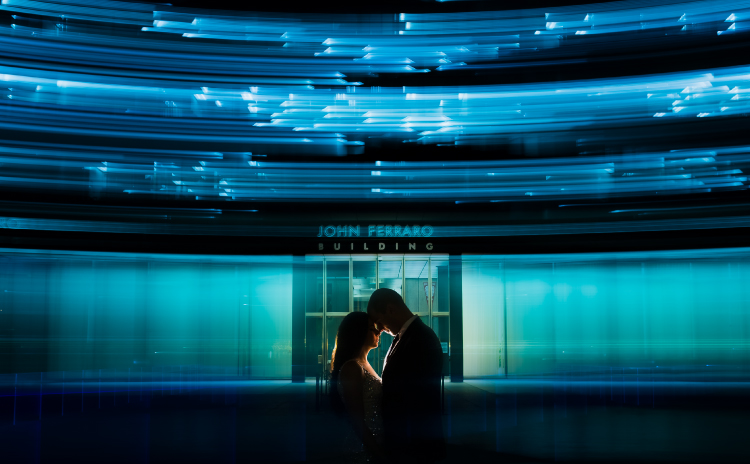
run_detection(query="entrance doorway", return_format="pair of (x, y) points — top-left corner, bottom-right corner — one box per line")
(304, 254), (450, 378)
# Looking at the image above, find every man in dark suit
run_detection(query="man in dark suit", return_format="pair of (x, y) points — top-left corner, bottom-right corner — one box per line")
(367, 288), (446, 463)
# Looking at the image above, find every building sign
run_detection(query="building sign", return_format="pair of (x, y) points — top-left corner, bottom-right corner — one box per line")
(315, 224), (435, 252)
(317, 224), (434, 238)
(317, 241), (434, 252)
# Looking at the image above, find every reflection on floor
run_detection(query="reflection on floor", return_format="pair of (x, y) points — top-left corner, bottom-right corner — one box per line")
(2, 369), (750, 463)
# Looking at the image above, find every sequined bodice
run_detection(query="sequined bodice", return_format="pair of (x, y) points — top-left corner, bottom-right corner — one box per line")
(337, 361), (384, 455)
(361, 366), (384, 444)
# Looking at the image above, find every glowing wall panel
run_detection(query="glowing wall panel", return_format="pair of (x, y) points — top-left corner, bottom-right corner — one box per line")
(246, 263), (293, 379)
(468, 250), (750, 377)
(3, 248), (749, 379)
(0, 250), (293, 379)
(462, 260), (505, 377)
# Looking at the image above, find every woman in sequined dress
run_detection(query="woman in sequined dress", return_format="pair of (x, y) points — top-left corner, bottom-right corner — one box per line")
(330, 312), (387, 463)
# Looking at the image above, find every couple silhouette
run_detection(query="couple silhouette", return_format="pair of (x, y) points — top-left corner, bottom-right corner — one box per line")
(330, 288), (446, 464)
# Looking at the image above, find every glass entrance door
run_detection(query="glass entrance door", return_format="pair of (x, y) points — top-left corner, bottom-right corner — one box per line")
(304, 254), (449, 378)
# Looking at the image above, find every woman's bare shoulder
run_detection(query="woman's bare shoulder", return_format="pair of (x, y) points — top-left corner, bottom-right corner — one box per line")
(339, 359), (365, 382)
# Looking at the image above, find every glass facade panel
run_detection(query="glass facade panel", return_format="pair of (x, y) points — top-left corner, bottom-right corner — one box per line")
(305, 260), (324, 313)
(462, 259), (505, 377)
(10, 249), (750, 382)
(326, 260), (349, 314)
(0, 251), (294, 379)
(378, 258), (403, 295)
(353, 260), (377, 312)
(501, 261), (556, 377)
(432, 316), (449, 354)
(432, 315), (450, 377)
(243, 262), (294, 379)
(405, 260), (430, 315)
(305, 316), (323, 377)
(432, 259), (449, 314)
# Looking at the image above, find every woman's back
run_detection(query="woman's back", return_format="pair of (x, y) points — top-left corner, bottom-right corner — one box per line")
(336, 360), (384, 462)
(329, 311), (385, 462)
(359, 363), (384, 444)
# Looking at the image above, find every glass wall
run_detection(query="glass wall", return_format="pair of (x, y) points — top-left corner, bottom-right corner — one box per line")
(463, 249), (750, 377)
(5, 248), (749, 380)
(431, 258), (450, 366)
(462, 259), (505, 377)
(0, 249), (293, 379)
(305, 254), (449, 377)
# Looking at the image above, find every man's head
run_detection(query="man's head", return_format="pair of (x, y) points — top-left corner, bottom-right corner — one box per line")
(367, 288), (413, 336)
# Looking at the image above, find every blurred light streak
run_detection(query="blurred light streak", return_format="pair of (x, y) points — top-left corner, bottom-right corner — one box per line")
(1, 1), (750, 155)
(0, 0), (154, 26)
(3, 63), (750, 151)
(1, 0), (748, 78)
(3, 214), (750, 236)
(0, 1), (748, 200)
(0, 140), (746, 201)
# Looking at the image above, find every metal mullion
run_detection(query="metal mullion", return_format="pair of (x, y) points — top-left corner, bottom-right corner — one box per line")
(376, 256), (379, 290)
(375, 256), (380, 373)
(322, 257), (327, 370)
(427, 257), (432, 329)
(406, 256), (429, 316)
(402, 255), (406, 301)
(349, 256), (353, 312)
(502, 260), (508, 378)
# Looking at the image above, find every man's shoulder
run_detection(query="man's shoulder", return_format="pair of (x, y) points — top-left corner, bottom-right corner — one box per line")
(402, 319), (442, 352)
(409, 318), (439, 341)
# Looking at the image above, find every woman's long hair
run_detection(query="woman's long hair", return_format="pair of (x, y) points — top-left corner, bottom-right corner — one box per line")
(329, 311), (370, 414)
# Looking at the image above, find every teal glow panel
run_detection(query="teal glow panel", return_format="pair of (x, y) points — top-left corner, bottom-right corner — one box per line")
(3, 248), (750, 379)
(464, 250), (750, 377)
(0, 250), (293, 379)
(245, 264), (293, 378)
(462, 261), (505, 377)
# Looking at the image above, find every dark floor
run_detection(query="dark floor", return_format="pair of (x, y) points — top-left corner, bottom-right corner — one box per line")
(2, 372), (750, 463)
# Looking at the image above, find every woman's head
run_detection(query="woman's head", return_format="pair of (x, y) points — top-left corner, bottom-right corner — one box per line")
(330, 312), (379, 376)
